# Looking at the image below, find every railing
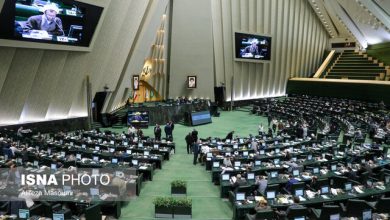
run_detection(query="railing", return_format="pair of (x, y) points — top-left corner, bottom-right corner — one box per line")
(313, 50), (336, 78)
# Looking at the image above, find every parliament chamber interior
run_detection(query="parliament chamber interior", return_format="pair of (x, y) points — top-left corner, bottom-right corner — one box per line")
(0, 0), (390, 219)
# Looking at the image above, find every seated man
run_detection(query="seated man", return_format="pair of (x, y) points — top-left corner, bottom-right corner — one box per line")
(231, 174), (247, 190)
(255, 175), (268, 195)
(285, 175), (299, 193)
(25, 4), (64, 36)
(275, 196), (304, 217)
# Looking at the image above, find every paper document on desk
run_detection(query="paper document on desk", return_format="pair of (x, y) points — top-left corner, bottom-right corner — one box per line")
(299, 196), (306, 201)
(283, 165), (289, 168)
(331, 188), (338, 195)
(321, 195), (329, 199)
(354, 186), (364, 194)
(139, 166), (148, 170)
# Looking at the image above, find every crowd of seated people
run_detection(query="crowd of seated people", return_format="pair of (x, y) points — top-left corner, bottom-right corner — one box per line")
(198, 95), (390, 220)
(0, 127), (175, 219)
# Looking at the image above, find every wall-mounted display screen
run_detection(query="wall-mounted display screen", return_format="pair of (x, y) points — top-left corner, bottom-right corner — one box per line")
(234, 32), (271, 62)
(0, 0), (103, 47)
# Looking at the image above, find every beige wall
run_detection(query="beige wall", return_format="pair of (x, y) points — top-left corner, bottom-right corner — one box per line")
(169, 0), (215, 100)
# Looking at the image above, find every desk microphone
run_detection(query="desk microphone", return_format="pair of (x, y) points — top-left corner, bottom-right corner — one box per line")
(54, 18), (65, 36)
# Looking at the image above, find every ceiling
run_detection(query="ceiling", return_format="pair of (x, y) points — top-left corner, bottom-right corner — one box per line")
(309, 0), (390, 48)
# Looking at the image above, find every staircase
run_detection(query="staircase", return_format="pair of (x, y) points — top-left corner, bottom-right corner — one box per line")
(91, 121), (102, 129)
(324, 50), (389, 81)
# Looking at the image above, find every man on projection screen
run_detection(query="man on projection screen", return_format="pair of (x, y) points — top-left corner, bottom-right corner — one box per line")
(25, 3), (64, 36)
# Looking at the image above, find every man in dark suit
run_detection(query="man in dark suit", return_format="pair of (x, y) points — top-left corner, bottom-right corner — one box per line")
(225, 131), (234, 140)
(185, 132), (193, 154)
(164, 123), (172, 141)
(191, 129), (198, 142)
(192, 140), (200, 165)
(154, 124), (161, 141)
(25, 4), (64, 36)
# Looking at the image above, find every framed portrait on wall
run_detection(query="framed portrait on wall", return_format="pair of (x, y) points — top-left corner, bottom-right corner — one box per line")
(133, 75), (139, 90)
(187, 76), (197, 89)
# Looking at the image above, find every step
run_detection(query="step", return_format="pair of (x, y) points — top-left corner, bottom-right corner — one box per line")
(330, 69), (385, 73)
(332, 66), (384, 70)
(328, 72), (382, 76)
(334, 62), (376, 66)
(326, 76), (378, 80)
(338, 57), (369, 60)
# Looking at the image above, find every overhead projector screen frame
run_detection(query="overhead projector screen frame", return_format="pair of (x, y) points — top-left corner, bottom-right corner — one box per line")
(233, 31), (272, 63)
(0, 0), (108, 52)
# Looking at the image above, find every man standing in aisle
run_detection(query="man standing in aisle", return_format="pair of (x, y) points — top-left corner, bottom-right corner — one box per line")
(185, 132), (193, 154)
(164, 122), (172, 141)
(193, 140), (201, 165)
(154, 124), (161, 141)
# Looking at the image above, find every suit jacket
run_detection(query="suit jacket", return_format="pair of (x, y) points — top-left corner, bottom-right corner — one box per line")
(25, 15), (63, 36)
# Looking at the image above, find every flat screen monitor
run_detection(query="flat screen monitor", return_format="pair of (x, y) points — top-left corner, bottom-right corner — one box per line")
(362, 209), (372, 220)
(275, 148), (280, 154)
(126, 150), (132, 154)
(144, 151), (150, 156)
(90, 188), (99, 196)
(313, 167), (319, 174)
(274, 141), (278, 145)
(95, 146), (100, 151)
(321, 186), (329, 194)
(138, 143), (143, 148)
(206, 153), (212, 158)
(270, 171), (278, 178)
(0, 0), (103, 48)
(273, 158), (280, 165)
(191, 111), (212, 126)
(307, 154), (313, 160)
(385, 175), (390, 184)
(53, 213), (65, 220)
(366, 180), (373, 188)
(292, 157), (297, 162)
(233, 144), (238, 149)
(109, 148), (115, 153)
(255, 160), (261, 166)
(127, 111), (149, 126)
(93, 156), (99, 162)
(293, 169), (300, 177)
(330, 214), (340, 220)
(51, 163), (57, 170)
(239, 138), (244, 143)
(247, 173), (255, 180)
(225, 152), (231, 157)
(345, 183), (352, 191)
(295, 188), (304, 197)
(260, 150), (265, 155)
(33, 160), (39, 166)
(234, 161), (241, 167)
(243, 151), (248, 157)
(153, 144), (159, 149)
(19, 209), (29, 219)
(234, 32), (271, 62)
(211, 139), (216, 143)
(76, 153), (81, 160)
(217, 145), (222, 150)
(236, 192), (245, 201)
(123, 142), (128, 146)
(266, 191), (275, 199)
(110, 140), (114, 145)
(60, 151), (65, 157)
(132, 160), (138, 166)
(331, 164), (337, 171)
(226, 139), (231, 143)
(294, 217), (305, 220)
(111, 158), (118, 164)
(222, 174), (230, 181)
(213, 162), (220, 168)
(81, 144), (86, 148)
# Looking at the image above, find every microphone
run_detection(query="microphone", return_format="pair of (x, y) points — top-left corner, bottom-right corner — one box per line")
(54, 17), (65, 36)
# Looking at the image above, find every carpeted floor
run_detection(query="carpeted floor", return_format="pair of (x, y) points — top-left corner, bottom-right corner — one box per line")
(105, 109), (268, 220)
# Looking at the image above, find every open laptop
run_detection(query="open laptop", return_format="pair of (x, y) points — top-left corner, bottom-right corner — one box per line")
(362, 209), (372, 220)
(266, 191), (276, 205)
(320, 185), (330, 199)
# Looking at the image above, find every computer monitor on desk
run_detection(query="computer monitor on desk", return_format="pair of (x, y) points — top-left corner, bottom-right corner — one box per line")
(243, 151), (248, 157)
(321, 186), (329, 195)
(294, 188), (304, 197)
(294, 217), (305, 220)
(247, 173), (255, 180)
(266, 191), (275, 199)
(222, 174), (230, 181)
(345, 183), (352, 192)
(132, 160), (138, 166)
(330, 214), (340, 220)
(255, 160), (261, 166)
(19, 209), (29, 219)
(362, 209), (372, 220)
(330, 164), (337, 172)
(213, 162), (220, 168)
(111, 158), (118, 164)
(312, 167), (319, 174)
(270, 171), (278, 178)
(234, 161), (241, 167)
(293, 169), (300, 177)
(236, 192), (245, 201)
(53, 213), (65, 220)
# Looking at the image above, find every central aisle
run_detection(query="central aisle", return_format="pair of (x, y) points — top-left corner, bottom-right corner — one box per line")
(117, 110), (265, 219)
